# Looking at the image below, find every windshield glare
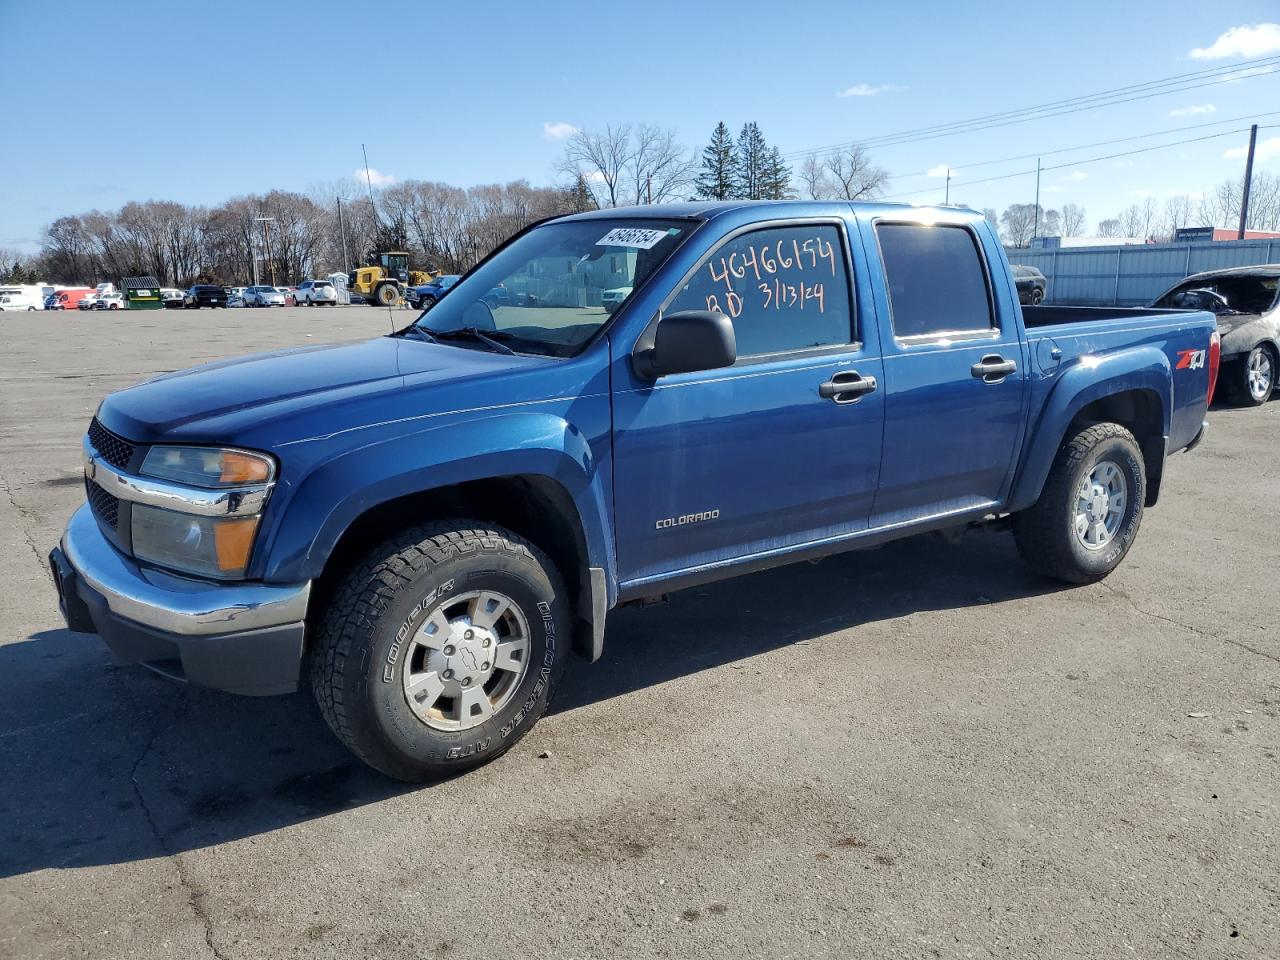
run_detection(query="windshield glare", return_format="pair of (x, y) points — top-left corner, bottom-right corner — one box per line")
(413, 219), (690, 356)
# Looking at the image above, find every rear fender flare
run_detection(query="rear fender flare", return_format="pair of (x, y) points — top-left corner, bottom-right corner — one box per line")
(1008, 347), (1171, 512)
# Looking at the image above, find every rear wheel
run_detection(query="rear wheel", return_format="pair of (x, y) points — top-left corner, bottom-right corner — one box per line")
(1013, 422), (1145, 584)
(374, 283), (400, 307)
(1030, 287), (1044, 305)
(310, 522), (570, 781)
(1226, 344), (1275, 407)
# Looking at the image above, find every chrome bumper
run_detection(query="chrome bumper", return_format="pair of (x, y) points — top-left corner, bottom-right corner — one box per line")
(58, 504), (309, 636)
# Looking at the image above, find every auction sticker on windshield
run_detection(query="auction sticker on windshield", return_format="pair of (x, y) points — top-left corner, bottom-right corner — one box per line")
(596, 227), (673, 249)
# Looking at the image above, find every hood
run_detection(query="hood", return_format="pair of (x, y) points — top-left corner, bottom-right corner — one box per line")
(97, 335), (546, 444)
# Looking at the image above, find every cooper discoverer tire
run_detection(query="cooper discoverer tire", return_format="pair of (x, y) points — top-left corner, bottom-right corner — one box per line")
(1013, 422), (1145, 584)
(310, 522), (570, 781)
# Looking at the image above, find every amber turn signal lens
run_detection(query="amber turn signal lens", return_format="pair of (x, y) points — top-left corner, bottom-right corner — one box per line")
(214, 516), (260, 572)
(220, 451), (272, 484)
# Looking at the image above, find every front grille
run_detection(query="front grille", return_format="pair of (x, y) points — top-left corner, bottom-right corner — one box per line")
(86, 478), (120, 530)
(87, 418), (135, 470)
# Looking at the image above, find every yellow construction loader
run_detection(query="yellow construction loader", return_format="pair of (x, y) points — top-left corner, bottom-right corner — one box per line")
(348, 252), (434, 306)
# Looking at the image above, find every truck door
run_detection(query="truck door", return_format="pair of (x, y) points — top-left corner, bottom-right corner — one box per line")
(859, 216), (1028, 526)
(610, 219), (886, 589)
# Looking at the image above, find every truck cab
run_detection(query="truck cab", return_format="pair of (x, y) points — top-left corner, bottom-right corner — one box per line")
(51, 201), (1218, 781)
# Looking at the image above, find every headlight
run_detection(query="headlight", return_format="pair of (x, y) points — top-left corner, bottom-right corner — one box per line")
(131, 506), (261, 579)
(141, 446), (274, 487)
(130, 446), (275, 579)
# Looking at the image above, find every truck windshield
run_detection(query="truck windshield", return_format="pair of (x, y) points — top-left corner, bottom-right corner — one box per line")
(410, 218), (692, 356)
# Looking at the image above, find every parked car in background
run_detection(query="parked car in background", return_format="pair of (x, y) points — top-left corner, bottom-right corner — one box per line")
(276, 286), (296, 306)
(161, 289), (185, 309)
(184, 285), (227, 308)
(227, 293), (246, 308)
(1013, 265), (1047, 305)
(1151, 264), (1280, 406)
(243, 285), (286, 307)
(407, 274), (460, 309)
(602, 285), (633, 314)
(77, 282), (118, 311)
(91, 293), (124, 310)
(295, 279), (339, 306)
(52, 200), (1220, 781)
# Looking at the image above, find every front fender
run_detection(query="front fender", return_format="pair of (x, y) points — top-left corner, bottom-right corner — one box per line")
(260, 412), (614, 592)
(1008, 347), (1171, 512)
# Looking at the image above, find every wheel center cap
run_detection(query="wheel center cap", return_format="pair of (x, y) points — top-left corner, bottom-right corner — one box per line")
(1090, 488), (1108, 521)
(437, 624), (495, 690)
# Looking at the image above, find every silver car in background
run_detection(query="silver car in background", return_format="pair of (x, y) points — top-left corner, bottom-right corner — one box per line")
(243, 285), (286, 307)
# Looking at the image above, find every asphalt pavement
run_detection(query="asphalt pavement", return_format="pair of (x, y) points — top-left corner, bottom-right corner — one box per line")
(0, 307), (1276, 959)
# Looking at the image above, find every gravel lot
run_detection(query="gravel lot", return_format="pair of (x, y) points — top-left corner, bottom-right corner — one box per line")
(1, 306), (1277, 959)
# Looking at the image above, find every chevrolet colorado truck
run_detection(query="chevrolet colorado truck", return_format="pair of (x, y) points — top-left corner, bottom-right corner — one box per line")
(50, 201), (1220, 781)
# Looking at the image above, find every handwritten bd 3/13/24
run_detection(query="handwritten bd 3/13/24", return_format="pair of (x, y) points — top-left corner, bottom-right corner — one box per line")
(699, 234), (837, 318)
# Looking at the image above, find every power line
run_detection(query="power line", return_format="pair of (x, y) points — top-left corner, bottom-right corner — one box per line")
(880, 126), (1278, 201)
(889, 110), (1280, 182)
(781, 56), (1280, 159)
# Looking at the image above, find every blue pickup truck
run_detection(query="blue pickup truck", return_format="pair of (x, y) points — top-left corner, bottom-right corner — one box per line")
(50, 201), (1220, 780)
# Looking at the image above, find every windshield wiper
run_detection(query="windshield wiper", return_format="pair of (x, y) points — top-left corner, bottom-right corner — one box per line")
(393, 325), (439, 343)
(430, 327), (517, 355)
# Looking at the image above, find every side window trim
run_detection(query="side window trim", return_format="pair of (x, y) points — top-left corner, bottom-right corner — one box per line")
(656, 217), (862, 363)
(872, 218), (999, 342)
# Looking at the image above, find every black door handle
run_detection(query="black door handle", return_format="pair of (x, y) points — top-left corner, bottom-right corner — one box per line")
(819, 371), (877, 403)
(971, 354), (1017, 383)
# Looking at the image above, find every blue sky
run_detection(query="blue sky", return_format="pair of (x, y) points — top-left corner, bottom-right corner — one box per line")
(2, 0), (1278, 251)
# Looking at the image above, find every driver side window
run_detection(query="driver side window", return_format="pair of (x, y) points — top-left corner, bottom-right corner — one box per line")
(668, 224), (854, 358)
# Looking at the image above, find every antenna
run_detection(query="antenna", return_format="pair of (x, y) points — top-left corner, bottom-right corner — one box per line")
(362, 144), (397, 334)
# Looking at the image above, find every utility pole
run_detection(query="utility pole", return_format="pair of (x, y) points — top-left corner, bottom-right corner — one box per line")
(944, 168), (951, 205)
(336, 197), (351, 273)
(1237, 124), (1258, 240)
(362, 143), (378, 211)
(253, 216), (277, 286)
(249, 218), (258, 286)
(1032, 158), (1042, 241)
(646, 172), (653, 205)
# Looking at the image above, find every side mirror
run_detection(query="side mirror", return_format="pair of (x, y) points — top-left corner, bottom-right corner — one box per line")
(632, 310), (737, 380)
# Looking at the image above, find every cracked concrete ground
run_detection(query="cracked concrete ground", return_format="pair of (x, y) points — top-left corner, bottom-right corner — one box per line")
(1, 308), (1277, 959)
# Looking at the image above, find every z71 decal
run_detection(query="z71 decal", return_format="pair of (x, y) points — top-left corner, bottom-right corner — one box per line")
(1176, 349), (1206, 370)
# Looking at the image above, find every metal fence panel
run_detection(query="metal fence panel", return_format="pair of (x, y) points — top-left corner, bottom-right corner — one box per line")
(1008, 239), (1280, 305)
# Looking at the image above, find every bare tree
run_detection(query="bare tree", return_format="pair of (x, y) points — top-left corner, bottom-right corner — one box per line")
(1061, 203), (1087, 237)
(823, 145), (889, 200)
(798, 154), (834, 200)
(556, 124), (633, 208)
(626, 124), (697, 205)
(1096, 218), (1122, 238)
(999, 204), (1039, 247)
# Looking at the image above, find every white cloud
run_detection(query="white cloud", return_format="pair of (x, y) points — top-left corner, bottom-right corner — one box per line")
(1169, 103), (1216, 117)
(1190, 23), (1280, 59)
(836, 83), (906, 98)
(925, 164), (950, 178)
(1043, 185), (1065, 194)
(542, 121), (579, 140)
(1066, 170), (1089, 181)
(584, 170), (607, 184)
(353, 167), (396, 187)
(1224, 136), (1280, 162)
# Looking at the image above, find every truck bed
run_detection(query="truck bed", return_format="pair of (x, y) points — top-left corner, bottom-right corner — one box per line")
(1020, 305), (1184, 330)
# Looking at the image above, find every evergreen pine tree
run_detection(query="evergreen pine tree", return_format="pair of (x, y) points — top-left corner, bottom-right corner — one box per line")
(734, 122), (769, 200)
(761, 146), (794, 200)
(695, 122), (737, 201)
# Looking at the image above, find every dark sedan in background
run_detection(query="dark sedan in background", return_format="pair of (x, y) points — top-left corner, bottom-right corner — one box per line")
(1012, 264), (1047, 305)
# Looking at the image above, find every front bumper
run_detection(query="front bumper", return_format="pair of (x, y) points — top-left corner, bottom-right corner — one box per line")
(50, 505), (310, 696)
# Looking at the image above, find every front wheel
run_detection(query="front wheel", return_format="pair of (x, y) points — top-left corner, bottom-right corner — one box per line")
(310, 522), (571, 781)
(1030, 287), (1044, 305)
(1013, 422), (1145, 584)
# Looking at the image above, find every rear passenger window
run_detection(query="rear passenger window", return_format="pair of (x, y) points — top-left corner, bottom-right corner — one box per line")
(668, 224), (853, 357)
(875, 222), (994, 338)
